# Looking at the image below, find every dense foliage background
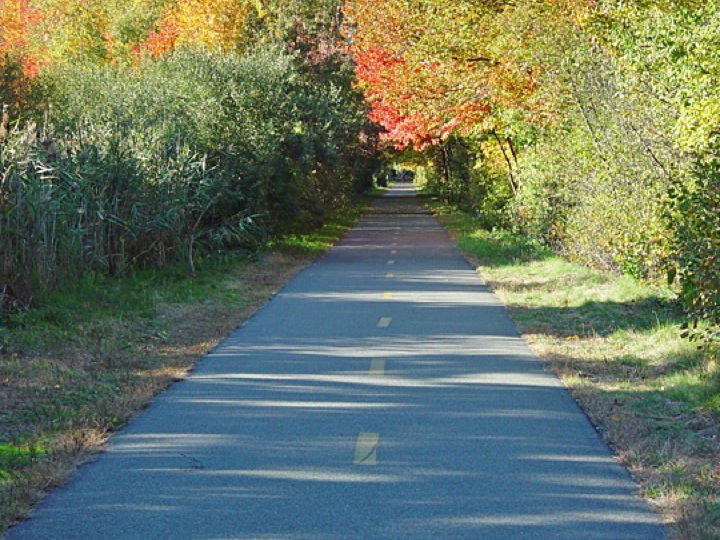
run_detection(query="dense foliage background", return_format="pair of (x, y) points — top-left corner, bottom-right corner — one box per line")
(345, 0), (720, 354)
(4, 0), (720, 351)
(0, 0), (381, 307)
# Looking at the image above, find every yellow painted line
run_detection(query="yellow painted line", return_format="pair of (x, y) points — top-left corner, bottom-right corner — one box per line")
(377, 317), (392, 328)
(383, 291), (394, 299)
(387, 260), (395, 266)
(390, 250), (398, 255)
(354, 432), (379, 465)
(369, 359), (386, 376)
(392, 242), (398, 246)
(386, 273), (395, 278)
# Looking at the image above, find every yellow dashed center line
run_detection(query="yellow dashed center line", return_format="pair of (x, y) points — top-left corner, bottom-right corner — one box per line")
(386, 273), (395, 278)
(369, 359), (386, 376)
(383, 291), (394, 299)
(391, 250), (397, 255)
(354, 432), (379, 465)
(377, 317), (392, 328)
(387, 260), (395, 266)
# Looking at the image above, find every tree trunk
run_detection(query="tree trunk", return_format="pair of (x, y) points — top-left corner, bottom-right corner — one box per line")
(491, 130), (518, 196)
(441, 143), (452, 203)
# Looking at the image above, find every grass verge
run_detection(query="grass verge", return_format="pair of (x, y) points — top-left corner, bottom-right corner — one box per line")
(427, 200), (720, 540)
(0, 194), (376, 534)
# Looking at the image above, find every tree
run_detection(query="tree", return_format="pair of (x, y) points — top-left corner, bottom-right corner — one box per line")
(0, 0), (43, 77)
(138, 0), (262, 57)
(342, 0), (585, 150)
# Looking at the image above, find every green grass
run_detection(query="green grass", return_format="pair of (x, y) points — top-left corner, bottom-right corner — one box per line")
(2, 258), (242, 351)
(428, 201), (720, 540)
(0, 193), (376, 533)
(0, 444), (46, 480)
(271, 196), (374, 256)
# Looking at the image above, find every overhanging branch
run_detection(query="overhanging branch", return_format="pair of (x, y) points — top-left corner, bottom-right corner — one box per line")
(452, 55), (500, 66)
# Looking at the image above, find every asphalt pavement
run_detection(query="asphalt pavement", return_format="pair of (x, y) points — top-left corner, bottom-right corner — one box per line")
(5, 184), (666, 539)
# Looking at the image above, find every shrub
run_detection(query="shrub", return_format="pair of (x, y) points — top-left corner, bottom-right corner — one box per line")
(675, 155), (720, 353)
(514, 39), (675, 281)
(1, 45), (375, 307)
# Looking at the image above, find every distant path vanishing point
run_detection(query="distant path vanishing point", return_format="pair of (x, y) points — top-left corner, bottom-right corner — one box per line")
(6, 184), (665, 539)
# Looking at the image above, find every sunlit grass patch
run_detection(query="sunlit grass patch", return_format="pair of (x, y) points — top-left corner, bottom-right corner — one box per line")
(271, 195), (374, 256)
(0, 444), (46, 480)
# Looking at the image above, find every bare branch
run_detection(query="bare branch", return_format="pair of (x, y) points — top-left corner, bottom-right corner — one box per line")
(452, 55), (500, 66)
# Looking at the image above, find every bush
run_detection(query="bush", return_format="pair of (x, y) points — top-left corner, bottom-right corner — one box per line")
(514, 39), (675, 280)
(675, 155), (720, 352)
(0, 51), (36, 120)
(1, 45), (375, 307)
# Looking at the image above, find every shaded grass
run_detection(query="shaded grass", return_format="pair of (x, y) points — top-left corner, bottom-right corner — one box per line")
(429, 202), (720, 540)
(0, 194), (375, 533)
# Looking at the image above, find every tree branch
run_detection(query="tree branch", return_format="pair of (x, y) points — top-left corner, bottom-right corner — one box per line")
(452, 55), (500, 66)
(491, 130), (518, 196)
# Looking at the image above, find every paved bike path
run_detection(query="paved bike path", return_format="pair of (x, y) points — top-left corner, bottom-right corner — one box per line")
(7, 185), (665, 539)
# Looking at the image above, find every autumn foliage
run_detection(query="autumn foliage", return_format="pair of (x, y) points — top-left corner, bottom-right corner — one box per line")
(138, 0), (260, 58)
(0, 0), (43, 111)
(1, 0), (265, 72)
(0, 0), (43, 76)
(343, 0), (578, 150)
